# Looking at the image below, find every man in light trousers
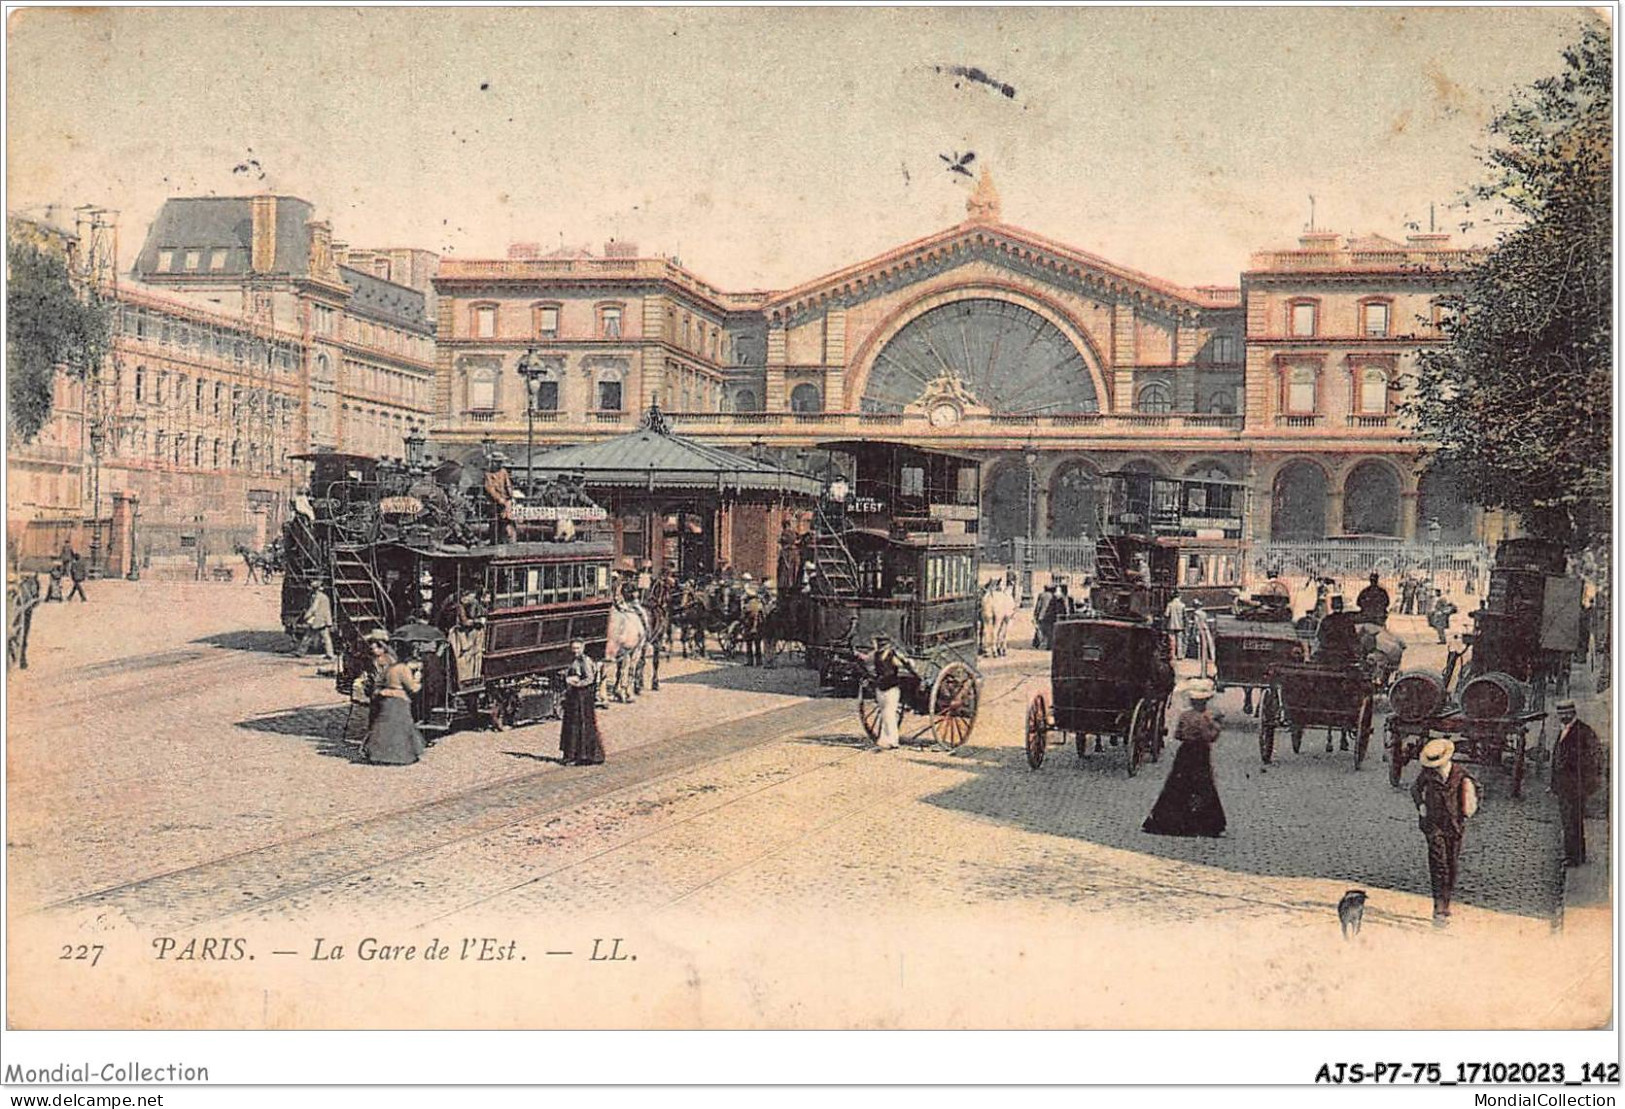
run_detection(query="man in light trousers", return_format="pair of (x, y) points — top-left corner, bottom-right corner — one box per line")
(871, 632), (909, 750)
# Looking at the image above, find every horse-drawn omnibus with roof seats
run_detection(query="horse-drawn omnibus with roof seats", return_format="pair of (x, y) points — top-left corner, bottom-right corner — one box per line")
(1100, 469), (1249, 611)
(284, 448), (615, 734)
(790, 441), (984, 747)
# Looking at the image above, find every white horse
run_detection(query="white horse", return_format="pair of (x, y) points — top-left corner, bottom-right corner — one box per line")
(981, 581), (1018, 657)
(601, 603), (651, 704)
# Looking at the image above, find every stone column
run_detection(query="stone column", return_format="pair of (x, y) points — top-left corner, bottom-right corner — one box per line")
(1112, 303), (1136, 413)
(1175, 319), (1202, 411)
(1400, 490), (1420, 542)
(824, 309), (847, 411)
(765, 325), (788, 412)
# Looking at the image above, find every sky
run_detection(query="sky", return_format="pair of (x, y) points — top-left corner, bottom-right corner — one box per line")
(4, 6), (1604, 291)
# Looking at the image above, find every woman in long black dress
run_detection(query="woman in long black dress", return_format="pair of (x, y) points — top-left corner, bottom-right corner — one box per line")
(1143, 679), (1226, 837)
(560, 639), (605, 765)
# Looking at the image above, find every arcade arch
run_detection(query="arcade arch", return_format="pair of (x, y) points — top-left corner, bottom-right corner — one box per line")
(1342, 459), (1402, 536)
(1271, 459), (1328, 541)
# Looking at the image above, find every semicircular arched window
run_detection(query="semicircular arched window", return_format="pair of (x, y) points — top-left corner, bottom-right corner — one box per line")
(1136, 382), (1172, 414)
(862, 298), (1098, 415)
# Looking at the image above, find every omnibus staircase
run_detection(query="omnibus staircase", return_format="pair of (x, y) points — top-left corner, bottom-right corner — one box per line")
(330, 544), (392, 649)
(807, 503), (861, 600)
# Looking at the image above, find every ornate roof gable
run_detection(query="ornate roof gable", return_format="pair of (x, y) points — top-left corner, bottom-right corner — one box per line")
(764, 220), (1238, 327)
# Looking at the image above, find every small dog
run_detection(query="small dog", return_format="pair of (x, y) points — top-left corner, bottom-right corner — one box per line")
(1338, 890), (1368, 939)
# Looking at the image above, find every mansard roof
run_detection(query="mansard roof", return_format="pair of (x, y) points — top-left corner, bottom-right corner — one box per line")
(762, 220), (1241, 323)
(132, 195), (316, 280)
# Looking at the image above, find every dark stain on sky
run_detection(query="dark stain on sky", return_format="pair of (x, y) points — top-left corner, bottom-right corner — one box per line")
(936, 64), (1016, 99)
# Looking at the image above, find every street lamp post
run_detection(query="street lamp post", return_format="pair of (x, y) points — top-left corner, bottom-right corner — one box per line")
(515, 348), (548, 496)
(403, 423), (427, 469)
(125, 496), (141, 581)
(1022, 439), (1039, 602)
(88, 425), (105, 577)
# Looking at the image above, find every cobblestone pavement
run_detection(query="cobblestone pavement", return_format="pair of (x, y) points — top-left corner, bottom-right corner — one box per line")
(7, 584), (1609, 1029)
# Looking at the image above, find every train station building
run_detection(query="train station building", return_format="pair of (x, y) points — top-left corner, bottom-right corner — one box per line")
(428, 171), (1502, 577)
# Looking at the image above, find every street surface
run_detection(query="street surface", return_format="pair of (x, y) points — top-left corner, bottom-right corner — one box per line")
(6, 580), (1611, 1029)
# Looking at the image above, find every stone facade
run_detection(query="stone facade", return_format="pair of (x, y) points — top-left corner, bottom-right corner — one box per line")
(6, 198), (438, 573)
(431, 174), (1482, 555)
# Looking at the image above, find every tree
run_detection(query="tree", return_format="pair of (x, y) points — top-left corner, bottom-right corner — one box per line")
(6, 238), (113, 443)
(1407, 24), (1611, 552)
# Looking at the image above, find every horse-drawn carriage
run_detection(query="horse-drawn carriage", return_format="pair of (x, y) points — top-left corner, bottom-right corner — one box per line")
(1024, 617), (1175, 774)
(285, 447), (617, 734)
(789, 441), (983, 687)
(1210, 581), (1307, 714)
(846, 647), (981, 749)
(1383, 537), (1582, 797)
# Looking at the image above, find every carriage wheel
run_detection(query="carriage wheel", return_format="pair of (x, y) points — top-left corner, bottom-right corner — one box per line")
(929, 661), (979, 749)
(1354, 696), (1374, 770)
(1386, 724), (1405, 789)
(856, 680), (881, 742)
(1127, 699), (1147, 778)
(1290, 724), (1304, 755)
(1511, 729), (1528, 799)
(1024, 695), (1049, 770)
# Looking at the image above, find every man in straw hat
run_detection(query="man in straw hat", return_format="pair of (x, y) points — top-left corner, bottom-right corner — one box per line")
(1411, 738), (1479, 926)
(1551, 699), (1603, 867)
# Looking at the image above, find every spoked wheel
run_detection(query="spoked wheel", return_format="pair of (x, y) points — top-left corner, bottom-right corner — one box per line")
(1386, 724), (1405, 789)
(857, 680), (881, 742)
(1511, 728), (1528, 799)
(1127, 699), (1147, 778)
(1025, 694), (1049, 769)
(1354, 696), (1374, 770)
(929, 661), (979, 749)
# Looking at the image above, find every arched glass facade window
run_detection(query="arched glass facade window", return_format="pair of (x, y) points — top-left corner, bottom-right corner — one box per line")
(734, 389), (758, 413)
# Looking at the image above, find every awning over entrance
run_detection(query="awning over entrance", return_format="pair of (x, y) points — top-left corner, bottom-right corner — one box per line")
(525, 403), (825, 499)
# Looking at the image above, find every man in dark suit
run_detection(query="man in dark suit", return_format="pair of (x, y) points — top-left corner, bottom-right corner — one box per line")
(1551, 699), (1603, 866)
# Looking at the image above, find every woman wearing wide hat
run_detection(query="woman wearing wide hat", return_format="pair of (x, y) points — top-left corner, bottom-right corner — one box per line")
(1143, 679), (1226, 838)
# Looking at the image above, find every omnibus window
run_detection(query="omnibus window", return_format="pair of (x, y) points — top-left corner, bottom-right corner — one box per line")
(901, 466), (925, 499)
(525, 568), (542, 606)
(595, 565), (609, 596)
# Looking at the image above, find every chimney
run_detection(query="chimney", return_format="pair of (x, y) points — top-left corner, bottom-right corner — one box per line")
(250, 194), (278, 273)
(603, 239), (639, 259)
(507, 242), (541, 260)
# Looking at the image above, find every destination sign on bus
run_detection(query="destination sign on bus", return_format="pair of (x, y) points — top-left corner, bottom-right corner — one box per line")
(512, 504), (608, 522)
(928, 504), (979, 521)
(378, 496), (424, 515)
(845, 497), (886, 514)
